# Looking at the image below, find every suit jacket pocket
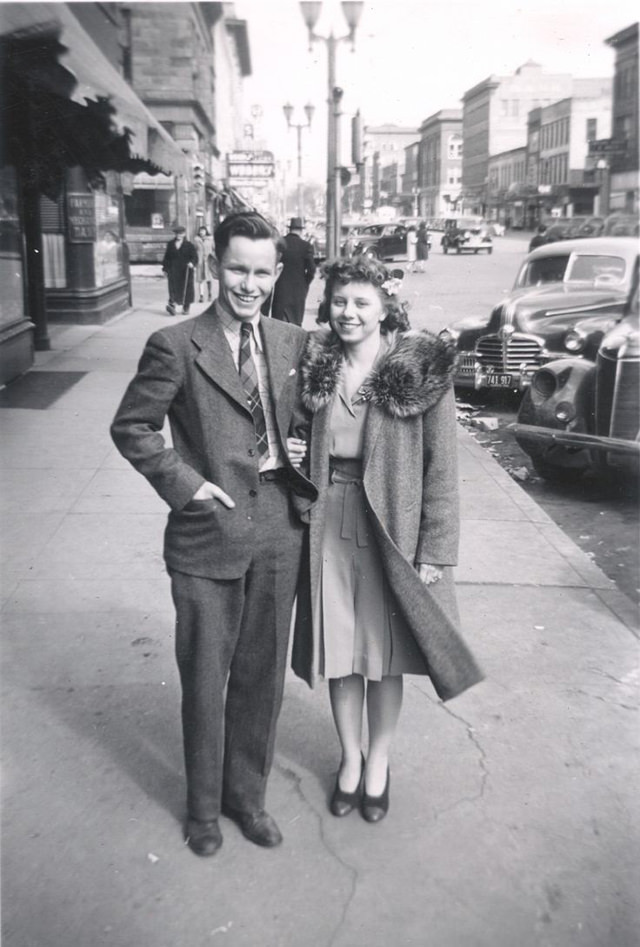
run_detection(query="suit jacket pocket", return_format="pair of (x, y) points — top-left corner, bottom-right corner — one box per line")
(164, 505), (249, 578)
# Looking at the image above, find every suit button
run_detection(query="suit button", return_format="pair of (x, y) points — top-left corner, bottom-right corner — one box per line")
(248, 448), (255, 457)
(249, 489), (257, 498)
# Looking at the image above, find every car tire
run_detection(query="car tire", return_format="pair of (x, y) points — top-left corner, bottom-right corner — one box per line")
(487, 247), (493, 254)
(474, 249), (478, 254)
(456, 247), (461, 254)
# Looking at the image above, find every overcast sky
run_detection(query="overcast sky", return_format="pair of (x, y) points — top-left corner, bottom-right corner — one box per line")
(235, 0), (638, 180)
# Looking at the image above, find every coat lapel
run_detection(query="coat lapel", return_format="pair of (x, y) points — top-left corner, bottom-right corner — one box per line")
(191, 310), (248, 413)
(260, 316), (293, 403)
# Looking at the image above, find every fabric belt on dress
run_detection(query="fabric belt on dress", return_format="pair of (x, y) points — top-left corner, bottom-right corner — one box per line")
(329, 460), (368, 548)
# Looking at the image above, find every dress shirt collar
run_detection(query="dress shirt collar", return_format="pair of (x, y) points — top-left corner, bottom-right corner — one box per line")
(215, 301), (263, 352)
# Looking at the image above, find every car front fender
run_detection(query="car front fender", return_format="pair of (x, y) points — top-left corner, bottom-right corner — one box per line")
(517, 358), (596, 432)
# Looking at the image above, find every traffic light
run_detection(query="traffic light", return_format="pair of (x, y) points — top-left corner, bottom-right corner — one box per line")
(192, 161), (204, 189)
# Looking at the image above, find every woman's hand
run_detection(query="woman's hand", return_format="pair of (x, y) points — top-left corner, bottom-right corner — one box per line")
(286, 437), (308, 468)
(417, 563), (443, 585)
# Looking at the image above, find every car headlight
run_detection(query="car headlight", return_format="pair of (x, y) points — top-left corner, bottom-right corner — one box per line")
(532, 369), (557, 398)
(564, 329), (586, 353)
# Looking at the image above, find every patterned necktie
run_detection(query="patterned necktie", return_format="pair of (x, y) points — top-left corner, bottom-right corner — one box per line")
(239, 322), (269, 463)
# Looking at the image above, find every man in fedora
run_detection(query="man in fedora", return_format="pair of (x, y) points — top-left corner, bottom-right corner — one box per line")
(162, 225), (198, 316)
(265, 217), (316, 325)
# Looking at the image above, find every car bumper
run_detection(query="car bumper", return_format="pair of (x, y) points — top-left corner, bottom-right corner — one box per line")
(513, 423), (640, 457)
(454, 355), (537, 390)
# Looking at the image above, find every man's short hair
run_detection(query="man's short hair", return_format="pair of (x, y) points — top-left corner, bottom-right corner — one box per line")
(214, 212), (284, 261)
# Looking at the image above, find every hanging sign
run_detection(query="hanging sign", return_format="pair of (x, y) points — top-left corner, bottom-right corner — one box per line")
(67, 193), (96, 243)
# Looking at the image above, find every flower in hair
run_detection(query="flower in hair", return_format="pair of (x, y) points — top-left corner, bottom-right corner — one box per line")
(381, 277), (402, 297)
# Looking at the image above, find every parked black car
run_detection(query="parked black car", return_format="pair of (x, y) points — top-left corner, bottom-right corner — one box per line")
(602, 214), (639, 237)
(354, 222), (431, 261)
(543, 216), (604, 243)
(513, 278), (639, 482)
(442, 237), (639, 392)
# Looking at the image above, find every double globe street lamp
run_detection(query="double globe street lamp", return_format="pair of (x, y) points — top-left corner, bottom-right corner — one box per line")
(299, 1), (363, 259)
(282, 101), (315, 219)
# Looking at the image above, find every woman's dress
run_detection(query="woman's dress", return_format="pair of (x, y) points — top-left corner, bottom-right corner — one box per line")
(319, 377), (429, 681)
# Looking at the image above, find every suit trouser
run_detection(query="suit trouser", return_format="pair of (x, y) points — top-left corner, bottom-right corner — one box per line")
(169, 480), (304, 822)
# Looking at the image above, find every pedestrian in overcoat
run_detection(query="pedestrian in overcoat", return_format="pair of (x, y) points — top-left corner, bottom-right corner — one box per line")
(267, 217), (316, 324)
(112, 212), (317, 858)
(416, 222), (429, 271)
(162, 225), (198, 315)
(290, 255), (483, 823)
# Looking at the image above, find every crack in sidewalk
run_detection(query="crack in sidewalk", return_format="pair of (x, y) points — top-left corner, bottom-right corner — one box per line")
(274, 759), (359, 947)
(410, 684), (489, 815)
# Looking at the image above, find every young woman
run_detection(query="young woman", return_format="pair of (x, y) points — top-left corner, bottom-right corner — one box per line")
(194, 225), (214, 302)
(289, 256), (482, 823)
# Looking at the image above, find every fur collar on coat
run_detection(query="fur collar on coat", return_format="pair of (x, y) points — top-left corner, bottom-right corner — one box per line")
(301, 327), (457, 418)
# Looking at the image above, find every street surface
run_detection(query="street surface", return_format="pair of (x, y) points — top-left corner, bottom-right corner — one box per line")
(344, 234), (639, 609)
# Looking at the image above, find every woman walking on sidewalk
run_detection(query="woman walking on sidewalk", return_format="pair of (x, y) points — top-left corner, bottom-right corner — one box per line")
(289, 256), (483, 823)
(194, 225), (214, 302)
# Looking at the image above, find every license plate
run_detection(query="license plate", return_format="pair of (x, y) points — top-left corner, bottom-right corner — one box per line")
(486, 374), (513, 387)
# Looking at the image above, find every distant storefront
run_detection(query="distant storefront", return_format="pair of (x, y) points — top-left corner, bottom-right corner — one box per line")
(0, 3), (186, 384)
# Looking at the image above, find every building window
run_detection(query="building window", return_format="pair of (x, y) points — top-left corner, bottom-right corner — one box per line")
(511, 100), (519, 117)
(586, 118), (597, 142)
(447, 135), (462, 159)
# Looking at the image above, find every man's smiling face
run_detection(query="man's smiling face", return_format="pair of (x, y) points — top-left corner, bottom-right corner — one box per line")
(213, 236), (282, 321)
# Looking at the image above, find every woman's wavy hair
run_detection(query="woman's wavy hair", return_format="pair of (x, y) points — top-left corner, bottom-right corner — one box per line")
(317, 255), (410, 333)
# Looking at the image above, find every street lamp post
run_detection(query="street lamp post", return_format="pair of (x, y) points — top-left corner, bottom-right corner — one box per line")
(300, 1), (363, 259)
(283, 102), (315, 219)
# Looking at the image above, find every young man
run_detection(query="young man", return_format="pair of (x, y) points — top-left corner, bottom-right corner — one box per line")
(111, 213), (316, 857)
(162, 225), (198, 315)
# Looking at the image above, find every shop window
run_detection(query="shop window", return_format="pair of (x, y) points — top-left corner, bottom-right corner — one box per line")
(40, 194), (66, 289)
(0, 166), (25, 329)
(94, 191), (123, 288)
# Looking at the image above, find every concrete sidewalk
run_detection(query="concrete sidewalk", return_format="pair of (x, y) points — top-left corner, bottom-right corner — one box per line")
(2, 280), (639, 947)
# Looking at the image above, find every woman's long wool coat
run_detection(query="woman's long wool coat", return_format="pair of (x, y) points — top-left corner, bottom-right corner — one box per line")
(292, 327), (483, 701)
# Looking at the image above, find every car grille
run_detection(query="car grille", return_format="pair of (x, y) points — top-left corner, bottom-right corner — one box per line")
(609, 360), (640, 441)
(475, 335), (543, 372)
(458, 353), (477, 373)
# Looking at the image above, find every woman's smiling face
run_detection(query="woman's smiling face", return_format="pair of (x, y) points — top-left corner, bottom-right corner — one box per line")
(329, 281), (386, 346)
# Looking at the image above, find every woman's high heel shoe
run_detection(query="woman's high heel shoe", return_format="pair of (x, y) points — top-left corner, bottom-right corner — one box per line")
(330, 754), (364, 817)
(361, 769), (390, 823)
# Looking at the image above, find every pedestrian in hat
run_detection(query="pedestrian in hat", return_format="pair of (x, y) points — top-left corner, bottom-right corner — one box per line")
(111, 212), (317, 858)
(162, 226), (198, 315)
(265, 217), (316, 325)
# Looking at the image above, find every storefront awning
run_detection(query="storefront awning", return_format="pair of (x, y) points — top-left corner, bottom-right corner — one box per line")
(0, 3), (186, 178)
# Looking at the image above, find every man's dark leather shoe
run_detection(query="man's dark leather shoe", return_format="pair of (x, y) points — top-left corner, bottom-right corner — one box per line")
(184, 818), (223, 857)
(221, 805), (283, 848)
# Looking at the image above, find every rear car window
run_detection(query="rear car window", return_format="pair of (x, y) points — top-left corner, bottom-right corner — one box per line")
(567, 255), (626, 284)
